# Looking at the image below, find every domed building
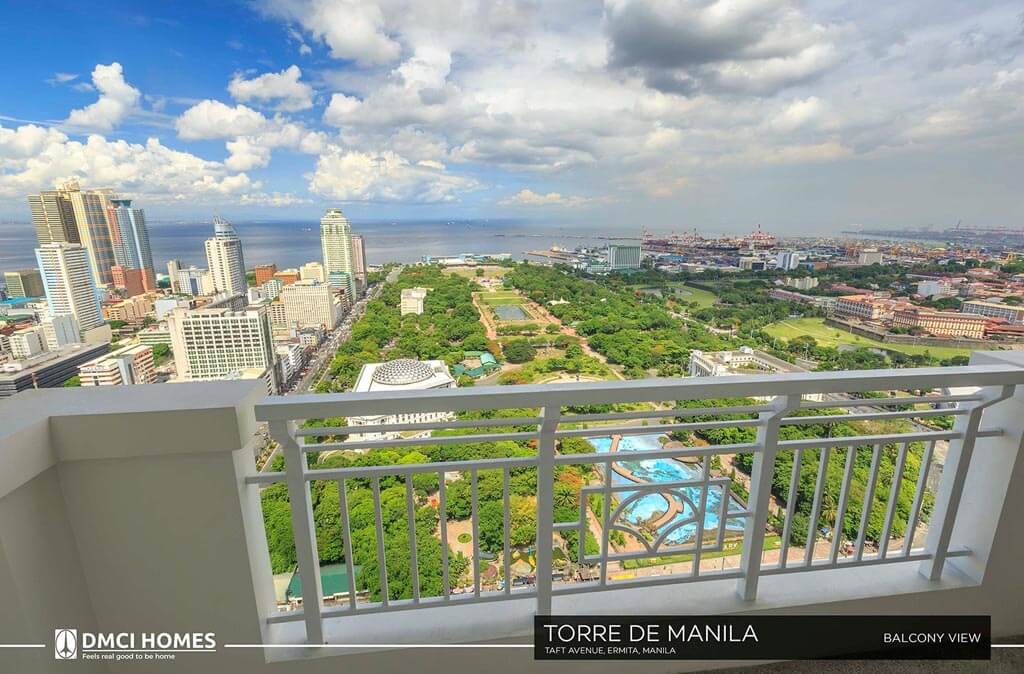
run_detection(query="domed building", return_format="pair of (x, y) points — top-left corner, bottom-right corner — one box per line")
(348, 358), (456, 442)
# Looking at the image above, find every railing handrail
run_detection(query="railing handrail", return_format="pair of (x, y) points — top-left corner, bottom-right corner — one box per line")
(254, 363), (1024, 420)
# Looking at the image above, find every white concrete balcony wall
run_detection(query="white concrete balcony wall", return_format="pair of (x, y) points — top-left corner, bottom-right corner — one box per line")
(0, 353), (1024, 673)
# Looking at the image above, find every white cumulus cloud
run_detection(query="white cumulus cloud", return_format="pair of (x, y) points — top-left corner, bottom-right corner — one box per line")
(309, 149), (476, 202)
(228, 65), (315, 111)
(64, 63), (141, 132)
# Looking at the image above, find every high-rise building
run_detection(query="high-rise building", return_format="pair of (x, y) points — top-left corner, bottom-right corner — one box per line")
(776, 250), (799, 270)
(205, 216), (247, 296)
(35, 243), (104, 334)
(254, 264), (277, 286)
(167, 304), (277, 390)
(79, 344), (156, 386)
(280, 280), (341, 329)
(61, 182), (119, 286)
(351, 234), (367, 289)
(167, 260), (183, 293)
(321, 208), (355, 299)
(28, 190), (79, 245)
(108, 199), (155, 290)
(607, 244), (642, 270)
(3, 269), (45, 298)
(300, 261), (326, 283)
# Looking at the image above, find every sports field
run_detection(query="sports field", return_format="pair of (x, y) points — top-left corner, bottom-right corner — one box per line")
(671, 284), (718, 308)
(764, 318), (972, 359)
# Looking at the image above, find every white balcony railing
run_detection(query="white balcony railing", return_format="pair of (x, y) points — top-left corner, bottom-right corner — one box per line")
(250, 364), (1024, 645)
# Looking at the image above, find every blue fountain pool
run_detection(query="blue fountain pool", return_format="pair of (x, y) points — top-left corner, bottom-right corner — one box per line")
(587, 434), (745, 544)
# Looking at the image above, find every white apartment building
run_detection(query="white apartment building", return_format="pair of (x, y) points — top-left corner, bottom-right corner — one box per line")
(781, 276), (819, 291)
(688, 346), (823, 401)
(176, 266), (215, 296)
(400, 287), (429, 315)
(260, 278), (284, 301)
(300, 261), (326, 283)
(167, 305), (277, 391)
(321, 208), (355, 299)
(776, 250), (800, 270)
(280, 281), (341, 329)
(35, 242), (104, 333)
(349, 359), (456, 441)
(205, 217), (247, 296)
(607, 244), (642, 270)
(963, 299), (1024, 324)
(858, 249), (884, 265)
(79, 344), (156, 386)
(917, 279), (956, 298)
(41, 313), (80, 351)
(10, 326), (46, 359)
(275, 342), (306, 382)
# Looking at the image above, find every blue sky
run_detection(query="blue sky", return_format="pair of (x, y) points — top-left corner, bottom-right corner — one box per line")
(0, 1), (1022, 232)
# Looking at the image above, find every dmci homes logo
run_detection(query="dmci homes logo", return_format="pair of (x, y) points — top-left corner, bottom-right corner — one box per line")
(52, 628), (216, 661)
(54, 628), (78, 660)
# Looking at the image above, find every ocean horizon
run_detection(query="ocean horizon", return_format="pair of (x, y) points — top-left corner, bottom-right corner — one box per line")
(0, 218), (650, 274)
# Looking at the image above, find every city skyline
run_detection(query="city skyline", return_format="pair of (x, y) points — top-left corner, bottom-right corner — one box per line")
(0, 1), (1020, 230)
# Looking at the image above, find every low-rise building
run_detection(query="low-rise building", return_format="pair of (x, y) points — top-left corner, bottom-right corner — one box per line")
(349, 359), (456, 441)
(780, 276), (819, 291)
(400, 287), (429, 315)
(10, 326), (46, 359)
(0, 342), (109, 397)
(834, 295), (905, 321)
(917, 279), (956, 298)
(892, 308), (988, 339)
(688, 347), (823, 401)
(275, 342), (306, 383)
(963, 300), (1024, 325)
(79, 344), (156, 386)
(41, 313), (80, 351)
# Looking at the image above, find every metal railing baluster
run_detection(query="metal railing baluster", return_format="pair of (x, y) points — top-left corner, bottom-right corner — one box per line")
(854, 444), (882, 561)
(535, 405), (560, 615)
(778, 448), (802, 569)
(271, 420), (324, 643)
(902, 440), (935, 556)
(372, 477), (389, 607)
(337, 479), (357, 610)
(406, 474), (420, 603)
(738, 394), (799, 601)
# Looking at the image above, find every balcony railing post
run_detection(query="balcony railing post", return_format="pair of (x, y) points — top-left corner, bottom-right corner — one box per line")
(737, 394), (799, 601)
(919, 385), (1012, 581)
(535, 405), (560, 616)
(270, 420), (324, 644)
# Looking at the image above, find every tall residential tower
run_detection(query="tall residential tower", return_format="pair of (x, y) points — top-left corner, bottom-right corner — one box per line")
(108, 199), (155, 290)
(205, 216), (247, 296)
(320, 208), (355, 299)
(34, 243), (104, 334)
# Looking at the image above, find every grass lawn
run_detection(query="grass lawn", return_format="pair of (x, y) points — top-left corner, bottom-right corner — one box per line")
(670, 284), (718, 308)
(764, 317), (972, 359)
(481, 296), (526, 305)
(479, 291), (524, 305)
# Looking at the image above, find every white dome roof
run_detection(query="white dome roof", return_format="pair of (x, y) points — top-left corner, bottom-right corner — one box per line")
(371, 358), (436, 386)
